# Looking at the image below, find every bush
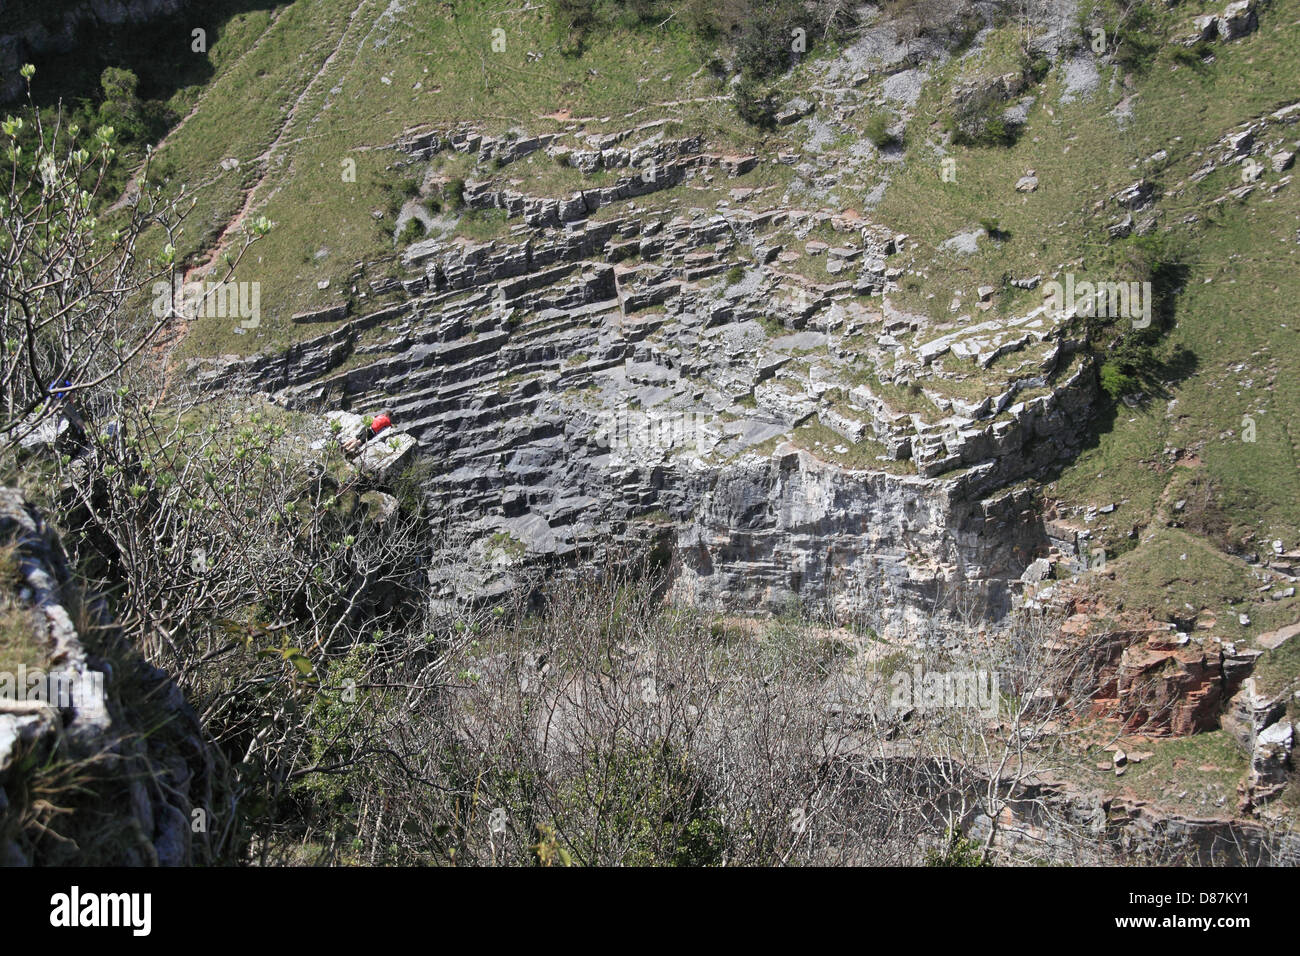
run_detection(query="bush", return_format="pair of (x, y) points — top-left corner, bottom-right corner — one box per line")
(925, 830), (991, 866)
(398, 217), (425, 245)
(443, 178), (466, 210)
(734, 78), (778, 128)
(947, 87), (1020, 148)
(556, 739), (726, 866)
(551, 0), (600, 54)
(950, 109), (1017, 148)
(96, 67), (146, 144)
(1099, 359), (1137, 399)
(1121, 231), (1188, 342)
(865, 114), (898, 148)
(734, 0), (807, 80)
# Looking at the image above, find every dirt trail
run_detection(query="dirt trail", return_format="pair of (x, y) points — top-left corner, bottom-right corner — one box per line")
(184, 0), (374, 285)
(152, 0), (373, 387)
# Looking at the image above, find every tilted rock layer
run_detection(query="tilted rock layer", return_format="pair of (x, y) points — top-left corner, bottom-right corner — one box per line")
(196, 122), (1097, 636)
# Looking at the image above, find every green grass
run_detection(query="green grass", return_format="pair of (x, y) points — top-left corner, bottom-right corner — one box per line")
(1254, 630), (1300, 699)
(0, 602), (44, 675)
(0, 543), (46, 674)
(793, 419), (913, 475)
(454, 207), (512, 242)
(1071, 730), (1249, 810)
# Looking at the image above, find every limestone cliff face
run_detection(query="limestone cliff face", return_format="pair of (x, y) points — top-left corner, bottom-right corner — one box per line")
(191, 122), (1099, 637)
(672, 450), (1048, 637)
(0, 487), (216, 865)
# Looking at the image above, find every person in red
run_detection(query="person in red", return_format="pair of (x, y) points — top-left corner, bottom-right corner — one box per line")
(342, 410), (392, 456)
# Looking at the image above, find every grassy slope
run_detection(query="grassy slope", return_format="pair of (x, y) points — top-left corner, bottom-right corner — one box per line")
(865, 4), (1300, 670)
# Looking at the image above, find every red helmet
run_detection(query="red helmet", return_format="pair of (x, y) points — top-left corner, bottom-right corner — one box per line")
(370, 413), (392, 434)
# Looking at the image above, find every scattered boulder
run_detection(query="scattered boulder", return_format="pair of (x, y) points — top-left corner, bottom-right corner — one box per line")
(1020, 557), (1053, 584)
(1218, 0), (1259, 39)
(359, 432), (417, 479)
(1112, 180), (1155, 210)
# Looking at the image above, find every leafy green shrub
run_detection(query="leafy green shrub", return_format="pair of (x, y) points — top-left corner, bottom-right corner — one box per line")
(925, 829), (990, 866)
(556, 739), (726, 867)
(551, 0), (600, 54)
(384, 177), (423, 218)
(397, 217), (425, 245)
(950, 110), (1016, 147)
(947, 86), (1020, 148)
(96, 67), (146, 144)
(443, 178), (466, 210)
(865, 114), (898, 148)
(733, 78), (777, 128)
(1099, 359), (1137, 399)
(1089, 232), (1188, 401)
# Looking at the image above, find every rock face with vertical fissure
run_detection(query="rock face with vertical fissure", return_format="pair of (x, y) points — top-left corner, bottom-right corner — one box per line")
(0, 487), (216, 866)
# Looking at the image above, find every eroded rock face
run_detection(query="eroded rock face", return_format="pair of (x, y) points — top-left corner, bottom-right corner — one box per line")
(673, 446), (1047, 635)
(1057, 613), (1267, 738)
(965, 771), (1300, 865)
(0, 487), (215, 866)
(1223, 675), (1294, 808)
(1251, 721), (1294, 796)
(193, 122), (1100, 636)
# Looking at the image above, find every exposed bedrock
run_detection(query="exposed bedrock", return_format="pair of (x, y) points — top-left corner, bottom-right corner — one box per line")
(672, 451), (1047, 637)
(0, 487), (216, 865)
(192, 123), (1099, 637)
